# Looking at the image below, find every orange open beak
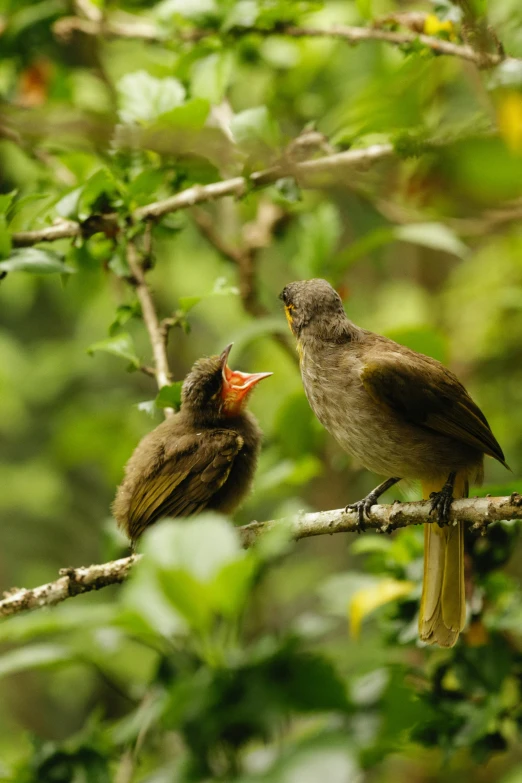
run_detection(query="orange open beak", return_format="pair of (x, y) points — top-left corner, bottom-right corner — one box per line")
(219, 344), (272, 414)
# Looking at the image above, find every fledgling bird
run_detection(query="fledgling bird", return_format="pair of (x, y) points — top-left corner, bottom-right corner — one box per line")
(280, 278), (508, 648)
(113, 344), (272, 545)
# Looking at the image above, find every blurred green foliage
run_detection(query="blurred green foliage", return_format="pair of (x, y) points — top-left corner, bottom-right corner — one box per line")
(2, 0), (522, 780)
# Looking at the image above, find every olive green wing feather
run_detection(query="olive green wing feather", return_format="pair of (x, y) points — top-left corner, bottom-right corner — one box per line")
(126, 430), (243, 541)
(360, 354), (507, 466)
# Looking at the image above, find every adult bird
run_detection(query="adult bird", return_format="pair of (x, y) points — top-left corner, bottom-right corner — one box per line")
(280, 278), (507, 647)
(113, 344), (271, 545)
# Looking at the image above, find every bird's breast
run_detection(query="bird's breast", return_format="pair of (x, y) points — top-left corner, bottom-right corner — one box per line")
(299, 345), (481, 480)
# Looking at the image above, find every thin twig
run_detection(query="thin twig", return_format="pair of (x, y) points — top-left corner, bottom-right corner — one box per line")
(1, 493), (521, 619)
(125, 239), (174, 409)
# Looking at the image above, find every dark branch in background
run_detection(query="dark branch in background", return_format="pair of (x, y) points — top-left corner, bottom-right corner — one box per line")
(1, 494), (521, 619)
(192, 200), (297, 362)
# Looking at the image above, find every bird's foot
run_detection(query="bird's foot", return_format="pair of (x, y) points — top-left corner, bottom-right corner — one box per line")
(429, 479), (455, 528)
(345, 492), (378, 533)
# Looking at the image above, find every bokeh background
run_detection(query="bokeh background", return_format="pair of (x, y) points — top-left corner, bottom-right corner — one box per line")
(2, 0), (522, 780)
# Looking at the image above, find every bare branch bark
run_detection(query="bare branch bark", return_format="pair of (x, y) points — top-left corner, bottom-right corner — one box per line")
(12, 220), (82, 247)
(0, 556), (140, 618)
(125, 239), (174, 410)
(1, 494), (521, 619)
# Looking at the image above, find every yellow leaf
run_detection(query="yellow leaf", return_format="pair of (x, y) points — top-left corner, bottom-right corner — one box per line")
(497, 91), (522, 154)
(423, 14), (454, 38)
(349, 578), (415, 639)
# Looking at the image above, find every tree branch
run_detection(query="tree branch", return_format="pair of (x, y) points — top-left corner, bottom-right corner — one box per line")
(0, 556), (140, 618)
(125, 238), (174, 410)
(11, 143), (394, 248)
(1, 494), (521, 619)
(282, 24), (506, 67)
(51, 14), (515, 68)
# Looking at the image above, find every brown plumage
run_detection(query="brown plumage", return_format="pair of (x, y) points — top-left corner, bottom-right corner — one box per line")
(113, 344), (271, 544)
(280, 278), (507, 647)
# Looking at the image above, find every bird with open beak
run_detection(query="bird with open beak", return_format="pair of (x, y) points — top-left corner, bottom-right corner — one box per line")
(113, 344), (272, 544)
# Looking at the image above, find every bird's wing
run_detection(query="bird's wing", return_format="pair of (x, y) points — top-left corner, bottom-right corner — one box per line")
(360, 352), (506, 466)
(127, 430), (243, 540)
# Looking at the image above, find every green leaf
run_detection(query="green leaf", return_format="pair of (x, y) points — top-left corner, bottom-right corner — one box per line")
(178, 294), (202, 313)
(191, 52), (235, 104)
(231, 106), (281, 154)
(78, 168), (121, 219)
(126, 169), (167, 204)
(87, 333), (140, 369)
(223, 0), (259, 28)
(0, 644), (72, 678)
(356, 0), (373, 18)
(156, 98), (210, 130)
(0, 190), (17, 215)
(108, 247), (130, 278)
(138, 516), (256, 629)
(155, 382), (183, 410)
(210, 556), (257, 618)
(179, 277), (239, 314)
(55, 186), (82, 218)
(117, 71), (186, 124)
(0, 604), (117, 644)
(157, 569), (214, 631)
(144, 515), (243, 581)
(394, 222), (469, 258)
(0, 214), (12, 260)
(108, 302), (141, 336)
(154, 0), (219, 24)
(0, 248), (76, 275)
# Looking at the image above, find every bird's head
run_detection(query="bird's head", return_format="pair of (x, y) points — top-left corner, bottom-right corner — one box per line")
(181, 344), (272, 421)
(279, 279), (348, 339)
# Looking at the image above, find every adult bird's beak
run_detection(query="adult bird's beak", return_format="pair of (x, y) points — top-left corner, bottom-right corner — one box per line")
(219, 343), (273, 413)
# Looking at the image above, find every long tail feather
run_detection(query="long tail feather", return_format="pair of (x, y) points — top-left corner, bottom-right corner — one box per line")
(419, 473), (467, 648)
